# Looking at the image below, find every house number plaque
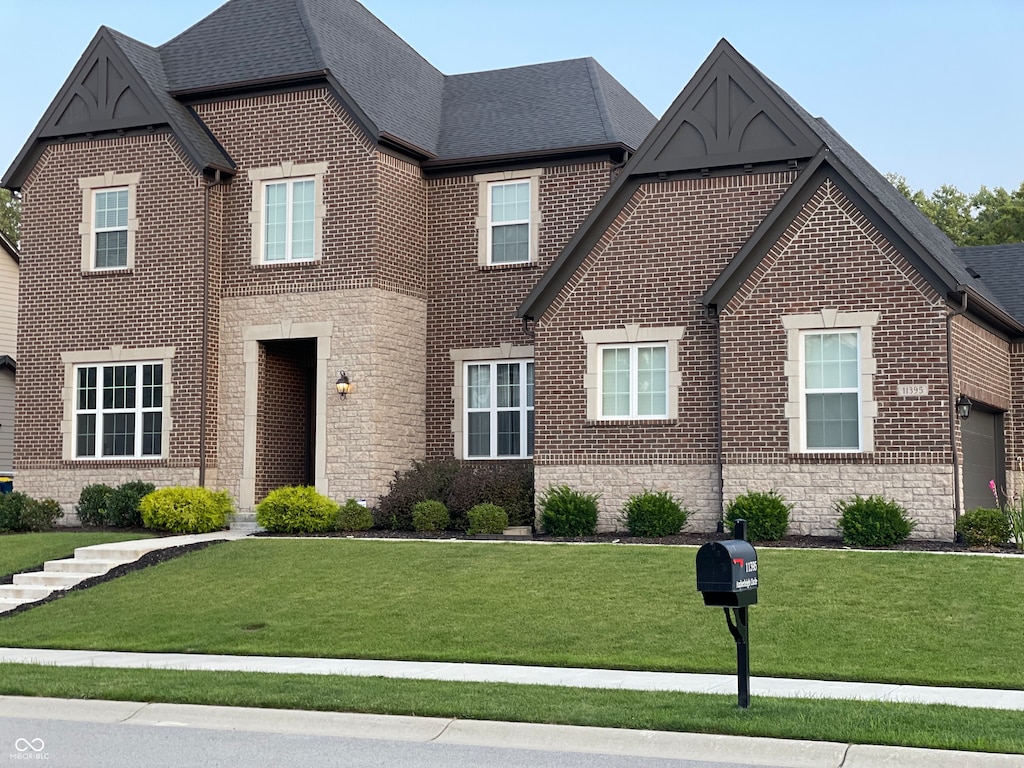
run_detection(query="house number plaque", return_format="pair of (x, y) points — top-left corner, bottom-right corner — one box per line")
(897, 384), (929, 397)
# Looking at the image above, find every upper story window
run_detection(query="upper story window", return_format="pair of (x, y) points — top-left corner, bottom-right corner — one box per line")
(93, 188), (129, 268)
(489, 181), (531, 264)
(249, 161), (328, 265)
(263, 178), (315, 262)
(74, 362), (164, 459)
(475, 169), (542, 267)
(79, 172), (140, 272)
(783, 310), (879, 454)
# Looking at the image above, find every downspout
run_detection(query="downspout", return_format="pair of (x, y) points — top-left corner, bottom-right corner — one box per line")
(946, 290), (968, 528)
(709, 305), (725, 532)
(199, 171), (223, 487)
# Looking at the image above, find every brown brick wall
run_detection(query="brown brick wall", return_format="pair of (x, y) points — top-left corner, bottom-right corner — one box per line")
(15, 134), (213, 473)
(255, 341), (313, 500)
(534, 172), (795, 464)
(722, 178), (950, 463)
(425, 162), (612, 460)
(196, 90), (423, 298)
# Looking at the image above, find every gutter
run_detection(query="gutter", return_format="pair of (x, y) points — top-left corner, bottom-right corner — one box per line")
(709, 305), (725, 531)
(946, 291), (968, 528)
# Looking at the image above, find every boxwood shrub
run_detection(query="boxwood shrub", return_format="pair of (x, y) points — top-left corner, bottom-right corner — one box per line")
(140, 487), (234, 534)
(105, 481), (156, 528)
(539, 485), (599, 536)
(256, 486), (339, 533)
(956, 507), (1010, 547)
(412, 500), (450, 532)
(835, 494), (916, 547)
(337, 499), (374, 532)
(467, 503), (508, 535)
(621, 490), (689, 538)
(76, 484), (114, 526)
(0, 492), (63, 532)
(725, 490), (791, 542)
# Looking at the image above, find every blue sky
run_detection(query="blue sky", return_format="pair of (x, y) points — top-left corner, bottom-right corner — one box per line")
(4, 0), (1022, 194)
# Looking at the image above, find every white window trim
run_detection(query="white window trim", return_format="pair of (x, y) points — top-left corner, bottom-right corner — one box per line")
(450, 344), (533, 459)
(475, 169), (542, 266)
(60, 346), (175, 461)
(249, 161), (328, 265)
(79, 172), (140, 272)
(582, 325), (686, 421)
(783, 310), (878, 453)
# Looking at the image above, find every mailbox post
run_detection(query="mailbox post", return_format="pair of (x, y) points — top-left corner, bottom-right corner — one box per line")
(695, 519), (757, 709)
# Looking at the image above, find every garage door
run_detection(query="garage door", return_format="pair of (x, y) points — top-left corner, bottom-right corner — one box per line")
(961, 408), (1005, 512)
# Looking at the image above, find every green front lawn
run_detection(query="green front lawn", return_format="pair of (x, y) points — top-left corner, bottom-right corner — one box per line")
(2, 664), (1021, 754)
(0, 531), (154, 578)
(1, 539), (1021, 690)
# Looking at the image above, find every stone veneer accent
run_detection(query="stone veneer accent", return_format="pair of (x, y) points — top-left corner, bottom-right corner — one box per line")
(724, 464), (954, 540)
(220, 288), (426, 510)
(535, 464), (720, 533)
(19, 467), (210, 524)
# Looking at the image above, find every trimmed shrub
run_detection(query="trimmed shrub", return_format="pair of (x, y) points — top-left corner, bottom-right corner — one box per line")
(467, 503), (508, 535)
(447, 462), (534, 528)
(621, 490), (689, 538)
(256, 486), (339, 533)
(725, 490), (791, 542)
(337, 499), (374, 532)
(539, 485), (599, 536)
(105, 480), (156, 528)
(956, 507), (1011, 548)
(412, 500), (450, 532)
(0, 492), (63, 532)
(376, 459), (461, 530)
(835, 494), (916, 547)
(76, 484), (114, 526)
(140, 487), (233, 534)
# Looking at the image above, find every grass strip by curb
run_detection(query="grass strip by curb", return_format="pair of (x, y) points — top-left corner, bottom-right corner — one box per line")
(0, 663), (1020, 755)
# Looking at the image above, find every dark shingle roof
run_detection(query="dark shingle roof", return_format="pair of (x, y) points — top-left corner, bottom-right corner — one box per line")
(109, 29), (234, 173)
(435, 58), (653, 160)
(955, 243), (1024, 322)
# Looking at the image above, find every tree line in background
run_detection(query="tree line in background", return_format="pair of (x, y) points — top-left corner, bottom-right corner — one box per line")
(887, 174), (1024, 247)
(0, 176), (1021, 251)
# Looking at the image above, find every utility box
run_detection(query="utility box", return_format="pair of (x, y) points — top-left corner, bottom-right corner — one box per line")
(695, 539), (758, 607)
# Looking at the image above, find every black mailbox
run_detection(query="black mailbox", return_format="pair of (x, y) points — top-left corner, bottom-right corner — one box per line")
(696, 539), (758, 607)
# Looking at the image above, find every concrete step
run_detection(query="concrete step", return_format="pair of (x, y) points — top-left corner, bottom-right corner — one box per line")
(0, 597), (37, 613)
(13, 571), (88, 589)
(74, 544), (158, 561)
(44, 558), (126, 575)
(0, 584), (53, 600)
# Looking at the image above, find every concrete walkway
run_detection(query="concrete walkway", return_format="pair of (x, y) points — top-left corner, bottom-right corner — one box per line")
(0, 647), (1021, 712)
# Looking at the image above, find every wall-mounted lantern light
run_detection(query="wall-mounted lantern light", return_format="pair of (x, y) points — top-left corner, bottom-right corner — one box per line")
(336, 372), (352, 399)
(955, 394), (973, 420)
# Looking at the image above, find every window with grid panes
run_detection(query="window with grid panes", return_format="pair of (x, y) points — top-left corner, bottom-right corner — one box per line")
(465, 360), (534, 458)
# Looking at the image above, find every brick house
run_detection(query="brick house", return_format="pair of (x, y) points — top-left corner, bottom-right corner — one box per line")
(0, 230), (16, 478)
(3, 2), (1020, 539)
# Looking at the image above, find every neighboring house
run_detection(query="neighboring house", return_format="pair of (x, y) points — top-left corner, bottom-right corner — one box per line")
(3, 1), (1021, 538)
(0, 230), (16, 478)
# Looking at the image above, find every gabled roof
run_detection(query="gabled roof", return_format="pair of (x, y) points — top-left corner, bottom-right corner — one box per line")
(0, 355), (14, 373)
(519, 39), (1023, 336)
(3, 27), (234, 189)
(5, 0), (654, 190)
(0, 230), (17, 265)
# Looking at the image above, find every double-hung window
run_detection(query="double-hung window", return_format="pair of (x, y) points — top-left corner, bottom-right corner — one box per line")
(465, 360), (534, 459)
(803, 331), (860, 450)
(93, 188), (129, 268)
(74, 362), (164, 459)
(263, 178), (315, 262)
(599, 344), (668, 419)
(488, 180), (531, 264)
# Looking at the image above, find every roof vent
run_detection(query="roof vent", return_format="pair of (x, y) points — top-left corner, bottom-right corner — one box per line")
(966, 267), (981, 279)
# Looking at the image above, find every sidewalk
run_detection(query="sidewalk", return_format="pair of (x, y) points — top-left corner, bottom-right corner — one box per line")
(1, 646), (1022, 711)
